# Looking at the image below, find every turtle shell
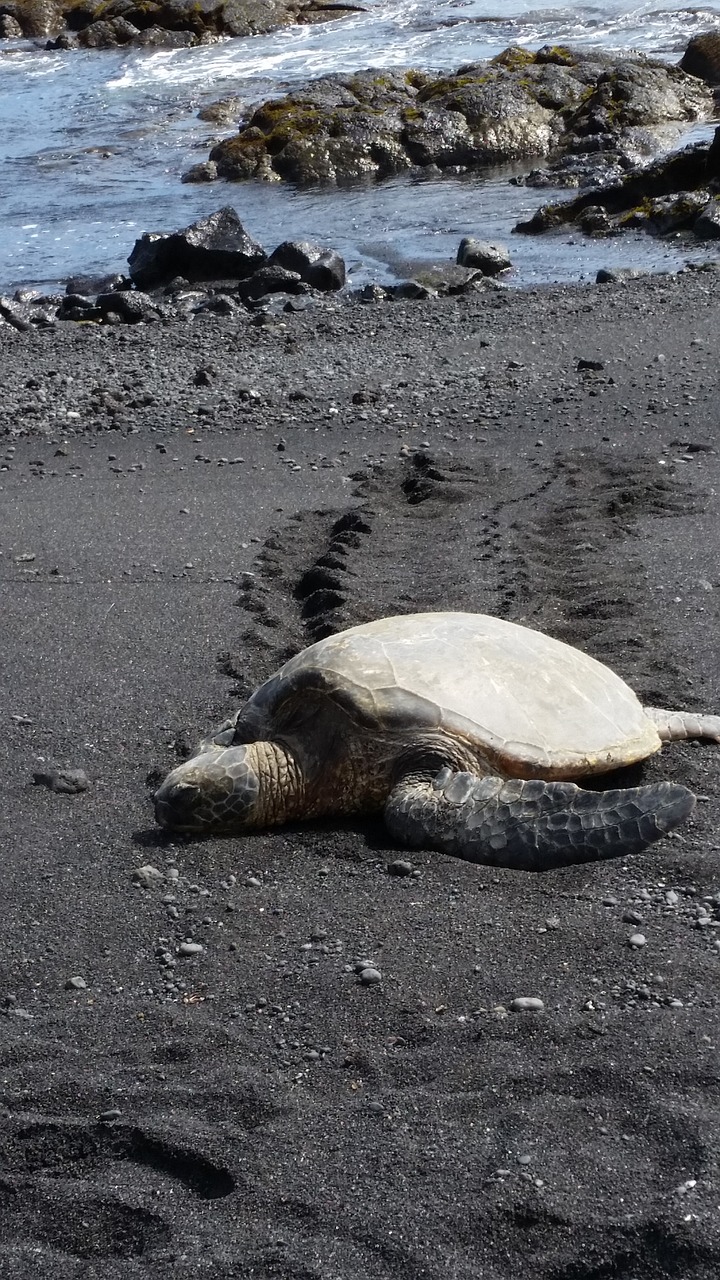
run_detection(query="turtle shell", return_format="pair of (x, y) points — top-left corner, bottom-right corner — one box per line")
(251, 612), (660, 780)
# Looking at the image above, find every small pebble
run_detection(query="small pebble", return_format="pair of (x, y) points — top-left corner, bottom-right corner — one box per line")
(510, 997), (544, 1013)
(132, 865), (164, 889)
(359, 967), (382, 985)
(387, 859), (414, 877)
(65, 976), (87, 990)
(97, 1109), (122, 1123)
(629, 933), (647, 948)
(178, 942), (204, 956)
(622, 910), (643, 925)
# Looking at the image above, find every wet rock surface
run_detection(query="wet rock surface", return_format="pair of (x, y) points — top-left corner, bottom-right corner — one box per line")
(199, 47), (713, 187)
(1, 0), (364, 48)
(516, 124), (720, 241)
(127, 207), (268, 290)
(1, 270), (720, 1277)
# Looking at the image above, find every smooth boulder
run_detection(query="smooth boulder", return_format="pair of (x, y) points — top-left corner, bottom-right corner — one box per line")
(456, 238), (512, 275)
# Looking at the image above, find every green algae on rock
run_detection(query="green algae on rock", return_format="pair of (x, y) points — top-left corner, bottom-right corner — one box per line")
(199, 48), (713, 188)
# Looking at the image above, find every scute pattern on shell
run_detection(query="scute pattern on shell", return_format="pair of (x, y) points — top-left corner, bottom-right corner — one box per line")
(260, 612), (661, 779)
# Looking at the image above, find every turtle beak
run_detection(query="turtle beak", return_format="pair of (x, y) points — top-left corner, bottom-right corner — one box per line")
(154, 779), (202, 830)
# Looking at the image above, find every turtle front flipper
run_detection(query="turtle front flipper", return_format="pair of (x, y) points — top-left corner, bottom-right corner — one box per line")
(384, 770), (696, 872)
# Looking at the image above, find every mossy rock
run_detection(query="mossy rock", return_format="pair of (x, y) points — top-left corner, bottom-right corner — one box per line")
(205, 48), (714, 188)
(491, 46), (536, 71)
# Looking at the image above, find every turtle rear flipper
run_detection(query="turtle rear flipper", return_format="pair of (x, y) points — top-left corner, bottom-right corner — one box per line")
(384, 770), (696, 872)
(644, 707), (720, 743)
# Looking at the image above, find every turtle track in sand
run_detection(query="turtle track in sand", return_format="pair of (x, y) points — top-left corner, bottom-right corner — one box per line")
(221, 446), (704, 714)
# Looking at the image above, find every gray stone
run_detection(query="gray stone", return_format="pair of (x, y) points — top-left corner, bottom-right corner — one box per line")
(268, 241), (346, 291)
(132, 865), (164, 889)
(359, 967), (382, 985)
(181, 161), (219, 184)
(456, 238), (512, 275)
(96, 290), (161, 323)
(510, 997), (545, 1012)
(694, 198), (720, 239)
(33, 767), (90, 794)
(596, 267), (644, 284)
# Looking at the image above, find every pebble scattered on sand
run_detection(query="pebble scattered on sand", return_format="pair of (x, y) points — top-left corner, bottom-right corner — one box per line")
(358, 967), (382, 985)
(510, 997), (544, 1012)
(178, 941), (204, 956)
(628, 933), (647, 948)
(387, 859), (414, 876)
(132, 864), (164, 888)
(65, 976), (87, 990)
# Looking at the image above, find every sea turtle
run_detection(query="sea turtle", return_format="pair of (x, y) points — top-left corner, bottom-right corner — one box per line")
(154, 612), (720, 872)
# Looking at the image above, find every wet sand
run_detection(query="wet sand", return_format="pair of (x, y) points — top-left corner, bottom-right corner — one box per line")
(1, 271), (720, 1278)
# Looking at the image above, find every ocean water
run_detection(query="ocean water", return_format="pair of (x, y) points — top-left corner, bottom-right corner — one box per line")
(1, 0), (719, 293)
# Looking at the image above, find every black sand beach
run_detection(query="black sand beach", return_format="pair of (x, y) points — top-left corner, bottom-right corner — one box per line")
(2, 271), (720, 1277)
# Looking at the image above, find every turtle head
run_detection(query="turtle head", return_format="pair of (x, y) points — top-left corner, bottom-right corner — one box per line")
(154, 743), (262, 833)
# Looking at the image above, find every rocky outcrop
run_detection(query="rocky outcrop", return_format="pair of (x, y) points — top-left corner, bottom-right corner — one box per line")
(197, 48), (713, 188)
(515, 125), (720, 241)
(0, 0), (364, 49)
